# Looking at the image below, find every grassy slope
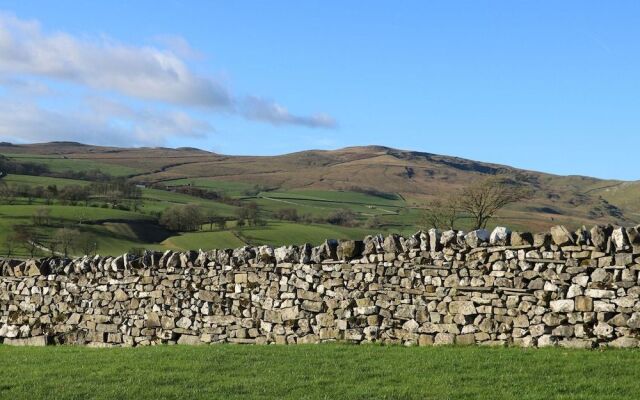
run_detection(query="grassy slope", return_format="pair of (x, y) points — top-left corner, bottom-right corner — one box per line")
(1, 153), (140, 176)
(3, 142), (638, 257)
(140, 188), (238, 216)
(0, 205), (155, 257)
(162, 178), (258, 196)
(240, 222), (388, 246)
(160, 230), (246, 250)
(6, 142), (640, 229)
(1, 174), (91, 187)
(0, 345), (638, 400)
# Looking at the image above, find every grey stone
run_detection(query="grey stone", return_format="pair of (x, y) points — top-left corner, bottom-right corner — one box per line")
(612, 227), (628, 250)
(448, 301), (476, 315)
(490, 227), (511, 246)
(550, 300), (574, 313)
(176, 317), (192, 329)
(550, 226), (574, 246)
(3, 335), (48, 346)
(510, 232), (533, 246)
(464, 229), (490, 248)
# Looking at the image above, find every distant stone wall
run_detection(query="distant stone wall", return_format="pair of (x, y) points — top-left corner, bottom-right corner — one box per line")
(2, 225), (640, 348)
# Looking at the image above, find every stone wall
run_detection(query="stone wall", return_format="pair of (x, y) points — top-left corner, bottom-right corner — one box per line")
(2, 225), (640, 348)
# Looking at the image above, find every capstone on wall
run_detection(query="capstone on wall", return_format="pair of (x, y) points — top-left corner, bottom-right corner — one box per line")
(2, 225), (640, 348)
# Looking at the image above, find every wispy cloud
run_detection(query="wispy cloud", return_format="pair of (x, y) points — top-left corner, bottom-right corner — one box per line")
(0, 11), (336, 146)
(242, 96), (337, 129)
(0, 97), (209, 147)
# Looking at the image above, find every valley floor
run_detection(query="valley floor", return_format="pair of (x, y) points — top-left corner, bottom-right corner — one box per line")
(0, 344), (638, 399)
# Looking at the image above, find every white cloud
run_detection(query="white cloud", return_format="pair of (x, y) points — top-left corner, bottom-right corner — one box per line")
(0, 13), (231, 108)
(0, 11), (337, 146)
(242, 96), (337, 128)
(0, 97), (209, 147)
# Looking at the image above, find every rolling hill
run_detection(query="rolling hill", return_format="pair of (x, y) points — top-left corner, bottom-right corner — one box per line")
(1, 141), (635, 232)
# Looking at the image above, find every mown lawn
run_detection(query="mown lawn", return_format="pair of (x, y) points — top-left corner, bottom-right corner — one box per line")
(0, 344), (637, 400)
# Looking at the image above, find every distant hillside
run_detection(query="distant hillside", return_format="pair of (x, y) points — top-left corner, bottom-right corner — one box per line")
(1, 141), (637, 230)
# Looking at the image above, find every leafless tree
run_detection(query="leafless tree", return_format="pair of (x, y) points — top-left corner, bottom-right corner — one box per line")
(14, 225), (40, 258)
(458, 177), (531, 230)
(32, 206), (52, 226)
(3, 232), (16, 258)
(77, 235), (98, 256)
(421, 196), (461, 230)
(56, 228), (81, 258)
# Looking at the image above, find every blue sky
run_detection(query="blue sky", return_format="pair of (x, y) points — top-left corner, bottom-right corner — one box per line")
(0, 1), (639, 179)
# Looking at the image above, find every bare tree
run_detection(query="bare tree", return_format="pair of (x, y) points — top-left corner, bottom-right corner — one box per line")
(206, 213), (219, 231)
(77, 235), (98, 256)
(32, 207), (52, 226)
(216, 218), (227, 231)
(421, 196), (461, 230)
(3, 232), (16, 258)
(14, 225), (40, 258)
(0, 185), (15, 205)
(458, 177), (531, 230)
(56, 228), (81, 258)
(48, 237), (60, 257)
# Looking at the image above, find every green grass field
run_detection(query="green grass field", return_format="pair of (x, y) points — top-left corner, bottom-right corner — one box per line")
(0, 172), (421, 256)
(263, 189), (404, 206)
(239, 221), (375, 246)
(163, 178), (259, 197)
(140, 188), (239, 216)
(0, 345), (637, 399)
(1, 153), (140, 176)
(161, 230), (246, 250)
(1, 174), (91, 187)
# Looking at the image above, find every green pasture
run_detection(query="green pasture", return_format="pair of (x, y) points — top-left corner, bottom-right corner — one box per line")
(1, 154), (139, 176)
(0, 344), (638, 400)
(162, 178), (258, 197)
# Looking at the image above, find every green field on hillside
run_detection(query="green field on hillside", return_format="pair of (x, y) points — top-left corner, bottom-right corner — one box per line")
(161, 230), (246, 250)
(1, 174), (91, 187)
(1, 154), (140, 176)
(163, 178), (258, 197)
(0, 345), (638, 400)
(263, 189), (404, 206)
(239, 221), (382, 246)
(139, 188), (239, 216)
(0, 205), (156, 257)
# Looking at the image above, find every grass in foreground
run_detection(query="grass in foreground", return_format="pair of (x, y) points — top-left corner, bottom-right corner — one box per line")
(0, 344), (638, 399)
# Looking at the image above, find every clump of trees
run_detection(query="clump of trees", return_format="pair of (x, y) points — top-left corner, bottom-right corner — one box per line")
(241, 184), (277, 197)
(272, 206), (360, 227)
(421, 177), (532, 230)
(160, 204), (205, 231)
(326, 209), (357, 227)
(0, 179), (142, 209)
(0, 156), (50, 176)
(236, 202), (265, 227)
(274, 208), (299, 222)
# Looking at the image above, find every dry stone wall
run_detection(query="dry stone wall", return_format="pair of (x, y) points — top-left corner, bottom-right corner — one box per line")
(3, 225), (640, 348)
